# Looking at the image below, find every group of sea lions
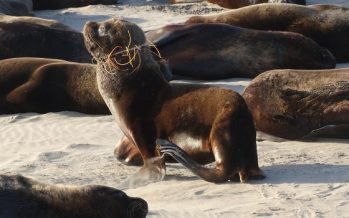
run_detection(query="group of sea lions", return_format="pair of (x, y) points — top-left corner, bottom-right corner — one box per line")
(187, 3), (349, 62)
(1, 1), (349, 217)
(0, 1), (144, 217)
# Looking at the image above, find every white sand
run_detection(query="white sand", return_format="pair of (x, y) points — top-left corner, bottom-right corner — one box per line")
(0, 0), (348, 217)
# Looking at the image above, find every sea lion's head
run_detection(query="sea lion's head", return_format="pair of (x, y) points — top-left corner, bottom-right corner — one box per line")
(83, 18), (172, 80)
(83, 18), (147, 64)
(88, 185), (148, 218)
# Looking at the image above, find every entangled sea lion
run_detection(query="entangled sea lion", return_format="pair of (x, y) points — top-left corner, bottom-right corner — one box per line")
(83, 18), (265, 183)
(0, 174), (148, 218)
(146, 23), (335, 80)
(242, 68), (349, 140)
(186, 3), (349, 62)
(0, 57), (108, 114)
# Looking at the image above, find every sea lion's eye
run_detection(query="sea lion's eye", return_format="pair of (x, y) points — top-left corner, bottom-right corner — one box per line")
(98, 25), (107, 37)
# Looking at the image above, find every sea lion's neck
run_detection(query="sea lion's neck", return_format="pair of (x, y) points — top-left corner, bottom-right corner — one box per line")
(95, 51), (170, 132)
(96, 51), (169, 100)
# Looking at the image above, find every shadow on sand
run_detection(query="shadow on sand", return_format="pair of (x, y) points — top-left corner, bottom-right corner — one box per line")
(260, 164), (349, 184)
(162, 163), (349, 184)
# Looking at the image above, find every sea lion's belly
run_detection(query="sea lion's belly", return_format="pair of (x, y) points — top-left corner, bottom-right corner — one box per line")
(169, 132), (204, 152)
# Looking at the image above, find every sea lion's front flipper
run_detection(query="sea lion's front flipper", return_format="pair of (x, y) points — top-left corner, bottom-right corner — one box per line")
(303, 124), (349, 139)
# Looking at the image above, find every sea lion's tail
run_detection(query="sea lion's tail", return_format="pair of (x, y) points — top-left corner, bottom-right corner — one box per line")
(156, 139), (264, 183)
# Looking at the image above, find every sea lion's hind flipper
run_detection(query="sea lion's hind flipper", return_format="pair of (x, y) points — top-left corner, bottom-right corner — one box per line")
(156, 139), (202, 176)
(156, 139), (231, 183)
(303, 124), (349, 139)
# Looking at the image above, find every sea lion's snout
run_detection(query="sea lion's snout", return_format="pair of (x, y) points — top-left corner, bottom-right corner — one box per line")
(127, 197), (148, 218)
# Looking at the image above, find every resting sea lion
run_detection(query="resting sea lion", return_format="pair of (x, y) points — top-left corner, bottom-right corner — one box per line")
(0, 174), (148, 218)
(0, 14), (74, 30)
(146, 23), (335, 80)
(186, 3), (349, 62)
(83, 18), (264, 183)
(242, 68), (349, 140)
(0, 0), (32, 16)
(32, 0), (117, 10)
(0, 15), (92, 63)
(171, 0), (305, 9)
(0, 57), (108, 114)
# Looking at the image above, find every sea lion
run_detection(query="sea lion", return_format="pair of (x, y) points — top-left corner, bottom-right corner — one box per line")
(0, 14), (74, 30)
(83, 18), (265, 183)
(32, 0), (117, 10)
(0, 15), (92, 63)
(0, 174), (148, 218)
(242, 68), (349, 140)
(0, 57), (109, 114)
(186, 3), (349, 62)
(171, 0), (305, 9)
(146, 23), (335, 80)
(0, 0), (32, 16)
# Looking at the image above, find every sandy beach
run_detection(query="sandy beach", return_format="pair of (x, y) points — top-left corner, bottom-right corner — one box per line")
(1, 0), (348, 217)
